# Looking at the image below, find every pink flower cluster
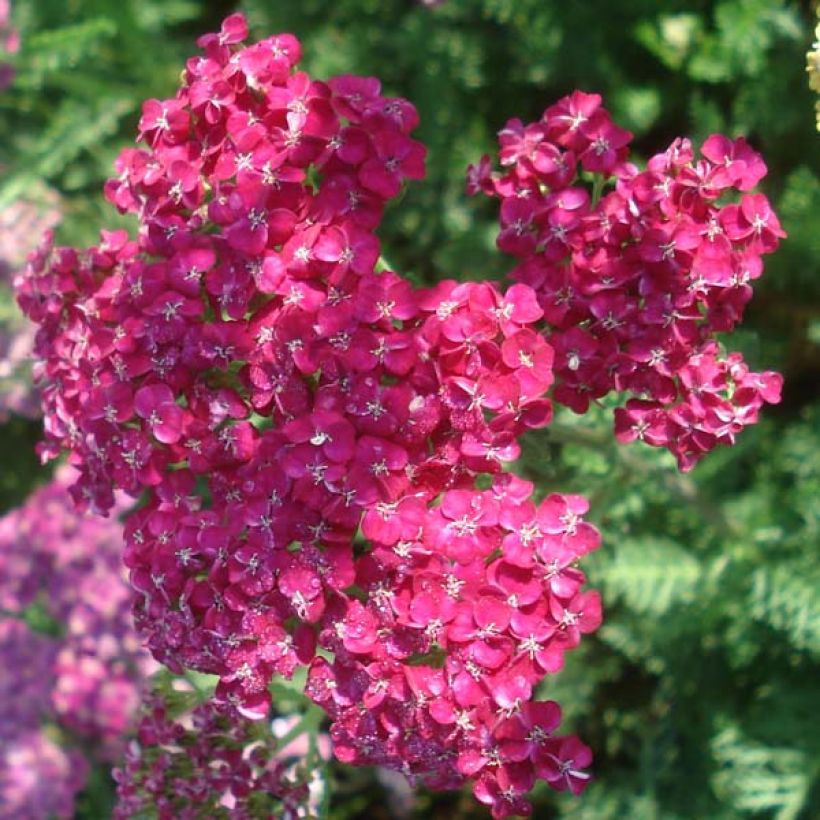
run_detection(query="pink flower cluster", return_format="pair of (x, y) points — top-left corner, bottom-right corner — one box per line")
(0, 618), (59, 739)
(15, 14), (781, 818)
(469, 91), (783, 470)
(0, 618), (88, 820)
(0, 470), (153, 764)
(113, 695), (314, 819)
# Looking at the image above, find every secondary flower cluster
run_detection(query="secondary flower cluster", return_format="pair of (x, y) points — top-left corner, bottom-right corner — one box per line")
(0, 469), (153, 817)
(15, 13), (781, 819)
(0, 618), (89, 820)
(469, 91), (783, 470)
(113, 694), (315, 819)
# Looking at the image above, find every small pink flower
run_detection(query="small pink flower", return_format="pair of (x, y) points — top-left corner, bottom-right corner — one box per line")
(134, 384), (184, 444)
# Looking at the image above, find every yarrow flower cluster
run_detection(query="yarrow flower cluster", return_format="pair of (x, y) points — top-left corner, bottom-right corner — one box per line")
(16, 13), (781, 818)
(113, 693), (318, 819)
(468, 90), (783, 471)
(0, 469), (153, 817)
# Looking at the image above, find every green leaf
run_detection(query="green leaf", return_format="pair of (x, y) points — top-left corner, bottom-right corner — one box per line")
(593, 537), (701, 616)
(15, 18), (118, 91)
(0, 94), (133, 206)
(750, 565), (820, 657)
(712, 724), (812, 820)
(634, 14), (703, 72)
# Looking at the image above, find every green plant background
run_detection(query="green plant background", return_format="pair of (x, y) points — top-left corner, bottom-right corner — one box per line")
(1, 1), (818, 817)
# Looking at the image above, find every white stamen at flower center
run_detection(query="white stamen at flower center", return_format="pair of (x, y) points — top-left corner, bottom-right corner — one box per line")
(455, 710), (474, 731)
(592, 136), (610, 156)
(294, 245), (312, 263)
(366, 400), (386, 419)
(445, 574), (464, 599)
(568, 112), (587, 130)
(436, 300), (459, 319)
(518, 350), (535, 368)
(648, 348), (666, 367)
(236, 152), (254, 171)
(632, 419), (650, 440)
(377, 300), (395, 318)
(751, 214), (768, 234)
(248, 208), (267, 230)
(519, 635), (542, 659)
(520, 521), (542, 545)
(375, 501), (398, 520)
(450, 515), (479, 537)
(370, 459), (389, 477)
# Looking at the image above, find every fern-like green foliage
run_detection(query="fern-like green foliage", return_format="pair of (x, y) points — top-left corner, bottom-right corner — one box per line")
(12, 17), (118, 91)
(712, 724), (813, 820)
(0, 0), (201, 243)
(751, 565), (820, 657)
(594, 537), (702, 616)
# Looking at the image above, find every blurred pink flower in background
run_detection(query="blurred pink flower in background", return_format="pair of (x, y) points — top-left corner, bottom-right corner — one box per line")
(0, 467), (154, 818)
(0, 730), (88, 820)
(0, 183), (61, 421)
(0, 0), (19, 91)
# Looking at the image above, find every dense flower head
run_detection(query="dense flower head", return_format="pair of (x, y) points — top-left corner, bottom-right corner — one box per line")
(113, 694), (315, 819)
(469, 92), (783, 471)
(15, 13), (782, 818)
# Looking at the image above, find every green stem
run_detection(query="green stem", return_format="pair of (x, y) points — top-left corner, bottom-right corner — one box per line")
(274, 703), (326, 752)
(591, 174), (605, 206)
(376, 254), (396, 273)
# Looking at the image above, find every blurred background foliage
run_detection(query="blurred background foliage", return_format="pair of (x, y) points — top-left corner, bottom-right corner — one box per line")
(0, 0), (818, 818)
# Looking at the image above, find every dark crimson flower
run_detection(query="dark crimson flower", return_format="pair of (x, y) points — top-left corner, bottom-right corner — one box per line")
(360, 131), (427, 198)
(701, 134), (767, 191)
(534, 736), (593, 795)
(134, 384), (184, 444)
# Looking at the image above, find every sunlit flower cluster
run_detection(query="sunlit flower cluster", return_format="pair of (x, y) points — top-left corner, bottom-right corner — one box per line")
(16, 13), (781, 818)
(469, 91), (783, 471)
